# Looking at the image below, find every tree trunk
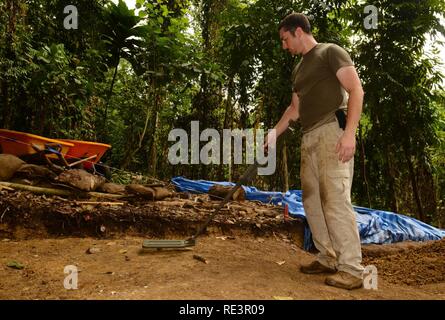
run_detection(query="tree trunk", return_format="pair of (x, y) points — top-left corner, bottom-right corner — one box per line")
(119, 85), (154, 170)
(193, 0), (227, 180)
(119, 136), (137, 170)
(149, 110), (159, 176)
(218, 77), (235, 180)
(403, 145), (425, 221)
(1, 0), (20, 128)
(384, 144), (399, 213)
(282, 140), (289, 191)
(358, 123), (371, 207)
(392, 99), (425, 221)
(416, 163), (436, 225)
(103, 52), (120, 137)
(1, 81), (10, 128)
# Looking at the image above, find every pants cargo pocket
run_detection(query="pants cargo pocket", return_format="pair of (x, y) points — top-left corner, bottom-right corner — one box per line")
(322, 169), (351, 201)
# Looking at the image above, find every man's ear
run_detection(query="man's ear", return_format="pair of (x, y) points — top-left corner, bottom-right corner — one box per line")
(295, 27), (303, 37)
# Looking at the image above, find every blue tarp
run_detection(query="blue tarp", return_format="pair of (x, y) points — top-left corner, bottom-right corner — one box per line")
(171, 176), (445, 251)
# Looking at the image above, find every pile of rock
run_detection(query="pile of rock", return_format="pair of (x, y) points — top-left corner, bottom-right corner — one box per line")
(0, 154), (172, 200)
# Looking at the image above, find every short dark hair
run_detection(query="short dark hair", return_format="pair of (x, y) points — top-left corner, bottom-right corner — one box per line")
(278, 13), (311, 34)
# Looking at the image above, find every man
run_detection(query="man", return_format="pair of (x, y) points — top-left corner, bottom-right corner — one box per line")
(266, 13), (365, 290)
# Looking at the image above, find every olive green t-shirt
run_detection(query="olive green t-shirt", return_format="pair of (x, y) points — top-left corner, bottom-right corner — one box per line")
(292, 43), (354, 131)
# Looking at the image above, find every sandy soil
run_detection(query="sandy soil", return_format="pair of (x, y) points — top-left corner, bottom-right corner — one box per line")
(1, 190), (444, 300)
(1, 235), (444, 300)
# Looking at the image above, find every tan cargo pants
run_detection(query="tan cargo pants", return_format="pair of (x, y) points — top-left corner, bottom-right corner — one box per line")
(301, 120), (364, 278)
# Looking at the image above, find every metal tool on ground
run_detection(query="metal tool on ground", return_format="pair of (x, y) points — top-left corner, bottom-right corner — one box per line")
(142, 161), (259, 249)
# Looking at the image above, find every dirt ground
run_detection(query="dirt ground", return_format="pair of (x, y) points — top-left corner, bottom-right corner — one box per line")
(0, 190), (444, 300)
(1, 236), (444, 300)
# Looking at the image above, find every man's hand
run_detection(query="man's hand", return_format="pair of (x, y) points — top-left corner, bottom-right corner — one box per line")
(263, 130), (277, 154)
(335, 131), (356, 163)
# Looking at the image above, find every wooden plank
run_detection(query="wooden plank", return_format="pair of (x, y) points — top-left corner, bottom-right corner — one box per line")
(0, 181), (127, 199)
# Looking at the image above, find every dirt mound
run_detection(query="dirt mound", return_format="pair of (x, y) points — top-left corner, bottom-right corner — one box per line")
(0, 189), (305, 245)
(363, 239), (445, 286)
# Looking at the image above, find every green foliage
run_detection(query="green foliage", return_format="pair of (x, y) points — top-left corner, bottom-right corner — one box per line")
(25, 43), (88, 136)
(348, 0), (444, 222)
(102, 0), (147, 70)
(0, 0), (444, 226)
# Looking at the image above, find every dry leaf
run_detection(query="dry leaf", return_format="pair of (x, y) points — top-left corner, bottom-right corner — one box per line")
(193, 254), (208, 264)
(7, 261), (24, 269)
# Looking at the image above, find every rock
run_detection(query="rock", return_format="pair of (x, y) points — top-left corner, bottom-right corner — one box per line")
(86, 247), (101, 254)
(177, 192), (192, 199)
(15, 164), (57, 180)
(125, 184), (173, 200)
(0, 154), (25, 181)
(98, 183), (126, 194)
(126, 184), (154, 200)
(208, 184), (246, 201)
(56, 169), (106, 191)
(152, 186), (173, 200)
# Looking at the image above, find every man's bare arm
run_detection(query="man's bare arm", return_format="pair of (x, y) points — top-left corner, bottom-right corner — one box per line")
(274, 92), (300, 137)
(335, 66), (364, 162)
(265, 92), (300, 149)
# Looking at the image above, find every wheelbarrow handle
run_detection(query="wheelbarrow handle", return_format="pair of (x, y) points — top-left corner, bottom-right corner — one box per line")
(44, 143), (63, 153)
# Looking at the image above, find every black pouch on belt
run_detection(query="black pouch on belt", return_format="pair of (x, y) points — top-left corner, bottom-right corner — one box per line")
(335, 109), (346, 130)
